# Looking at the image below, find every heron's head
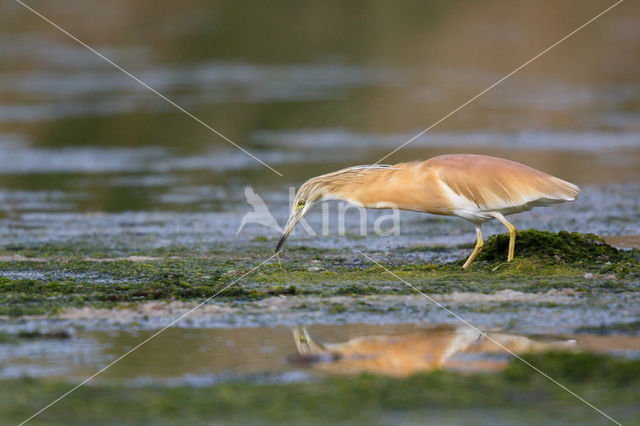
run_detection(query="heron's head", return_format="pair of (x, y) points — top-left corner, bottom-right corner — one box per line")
(275, 177), (333, 253)
(275, 165), (395, 253)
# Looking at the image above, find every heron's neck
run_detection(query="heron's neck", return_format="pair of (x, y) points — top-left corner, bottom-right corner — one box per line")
(325, 164), (452, 214)
(327, 167), (404, 209)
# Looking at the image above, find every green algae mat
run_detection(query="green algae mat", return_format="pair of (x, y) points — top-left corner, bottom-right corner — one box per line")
(0, 231), (637, 317)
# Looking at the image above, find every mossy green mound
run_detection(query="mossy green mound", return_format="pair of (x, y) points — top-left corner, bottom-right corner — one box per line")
(477, 230), (619, 265)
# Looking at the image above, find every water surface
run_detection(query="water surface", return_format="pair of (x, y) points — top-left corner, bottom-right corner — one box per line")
(2, 323), (639, 383)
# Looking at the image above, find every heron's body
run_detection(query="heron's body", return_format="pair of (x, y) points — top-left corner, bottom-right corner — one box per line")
(277, 154), (580, 268)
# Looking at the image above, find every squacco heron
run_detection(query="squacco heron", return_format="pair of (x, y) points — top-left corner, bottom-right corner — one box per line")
(276, 154), (580, 268)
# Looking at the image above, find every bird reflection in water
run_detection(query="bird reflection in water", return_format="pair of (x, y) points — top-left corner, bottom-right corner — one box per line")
(288, 325), (577, 376)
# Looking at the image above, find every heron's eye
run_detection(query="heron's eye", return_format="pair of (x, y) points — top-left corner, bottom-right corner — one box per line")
(297, 200), (305, 207)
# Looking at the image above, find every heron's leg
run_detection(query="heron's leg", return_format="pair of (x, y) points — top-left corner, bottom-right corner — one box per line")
(488, 212), (517, 262)
(293, 327), (325, 354)
(462, 225), (484, 269)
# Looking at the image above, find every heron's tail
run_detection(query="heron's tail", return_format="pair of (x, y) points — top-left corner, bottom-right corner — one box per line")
(553, 177), (580, 201)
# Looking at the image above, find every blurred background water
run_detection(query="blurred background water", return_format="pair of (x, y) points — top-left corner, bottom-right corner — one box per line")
(1, 0), (639, 252)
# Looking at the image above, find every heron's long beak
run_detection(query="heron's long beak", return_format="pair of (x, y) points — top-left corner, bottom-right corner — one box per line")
(276, 210), (302, 253)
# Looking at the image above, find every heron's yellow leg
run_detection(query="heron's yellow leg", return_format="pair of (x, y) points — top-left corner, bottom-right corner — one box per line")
(462, 225), (484, 269)
(489, 212), (517, 262)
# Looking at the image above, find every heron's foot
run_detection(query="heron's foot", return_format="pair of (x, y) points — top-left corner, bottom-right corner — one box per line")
(462, 241), (484, 269)
(463, 225), (484, 269)
(507, 227), (517, 262)
(462, 245), (483, 269)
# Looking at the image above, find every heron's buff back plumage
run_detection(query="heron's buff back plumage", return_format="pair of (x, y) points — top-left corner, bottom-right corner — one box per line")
(426, 154), (580, 211)
(297, 154), (579, 216)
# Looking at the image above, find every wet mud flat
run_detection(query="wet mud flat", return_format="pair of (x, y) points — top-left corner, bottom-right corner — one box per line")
(0, 230), (638, 321)
(1, 231), (639, 424)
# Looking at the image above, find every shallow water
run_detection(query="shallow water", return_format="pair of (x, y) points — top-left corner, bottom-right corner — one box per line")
(2, 323), (639, 383)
